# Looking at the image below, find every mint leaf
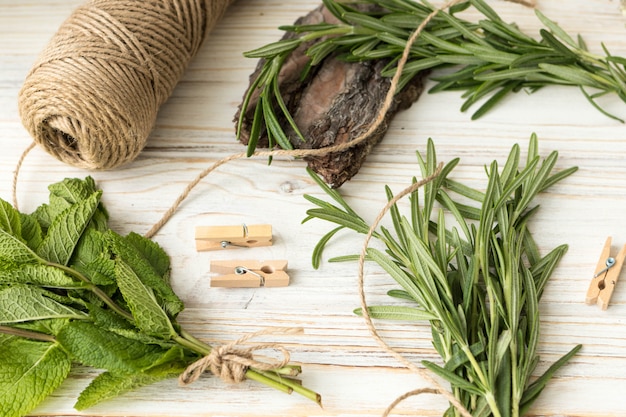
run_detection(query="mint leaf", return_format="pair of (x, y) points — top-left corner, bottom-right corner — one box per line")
(71, 229), (116, 286)
(114, 259), (175, 338)
(35, 177), (107, 230)
(124, 232), (171, 279)
(107, 231), (183, 317)
(87, 303), (175, 348)
(0, 338), (71, 417)
(49, 176), (97, 202)
(37, 191), (102, 265)
(48, 177), (109, 231)
(57, 321), (169, 374)
(0, 199), (21, 237)
(75, 360), (185, 410)
(0, 229), (40, 265)
(13, 318), (71, 337)
(0, 264), (81, 288)
(76, 345), (186, 410)
(0, 286), (87, 324)
(19, 213), (43, 251)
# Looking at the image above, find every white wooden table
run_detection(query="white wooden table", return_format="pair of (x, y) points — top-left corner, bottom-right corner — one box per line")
(1, 0), (626, 416)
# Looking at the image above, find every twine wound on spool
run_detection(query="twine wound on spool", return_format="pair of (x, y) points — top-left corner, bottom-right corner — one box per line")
(18, 0), (234, 170)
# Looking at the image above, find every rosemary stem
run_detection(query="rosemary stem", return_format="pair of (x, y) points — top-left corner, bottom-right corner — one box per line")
(300, 26), (354, 42)
(461, 344), (489, 389)
(511, 343), (520, 417)
(485, 391), (503, 417)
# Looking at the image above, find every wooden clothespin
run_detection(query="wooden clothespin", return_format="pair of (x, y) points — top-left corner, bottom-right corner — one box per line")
(210, 260), (289, 288)
(586, 237), (626, 310)
(195, 224), (272, 251)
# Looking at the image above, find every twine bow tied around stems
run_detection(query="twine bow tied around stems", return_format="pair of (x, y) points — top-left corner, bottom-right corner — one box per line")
(179, 327), (303, 386)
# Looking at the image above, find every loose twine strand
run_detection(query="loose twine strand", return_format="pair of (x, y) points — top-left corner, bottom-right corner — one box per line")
(355, 162), (473, 417)
(14, 0), (472, 414)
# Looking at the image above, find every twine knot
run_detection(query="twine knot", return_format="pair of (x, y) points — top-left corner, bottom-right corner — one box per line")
(179, 327), (302, 386)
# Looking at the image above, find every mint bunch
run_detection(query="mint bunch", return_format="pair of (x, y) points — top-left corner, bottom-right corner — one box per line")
(0, 177), (319, 417)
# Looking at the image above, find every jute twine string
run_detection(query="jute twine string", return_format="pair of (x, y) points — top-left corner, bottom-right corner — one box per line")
(355, 163), (472, 417)
(179, 327), (303, 385)
(18, 0), (234, 170)
(14, 0), (472, 413)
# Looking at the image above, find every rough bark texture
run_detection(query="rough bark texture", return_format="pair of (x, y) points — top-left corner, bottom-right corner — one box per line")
(235, 4), (428, 187)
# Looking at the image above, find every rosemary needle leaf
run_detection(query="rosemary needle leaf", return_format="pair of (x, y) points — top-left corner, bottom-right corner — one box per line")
(305, 209), (370, 234)
(271, 69), (305, 144)
(354, 305), (437, 321)
(305, 168), (361, 217)
(243, 38), (302, 59)
(387, 289), (414, 301)
(261, 91), (294, 151)
(471, 83), (518, 120)
(519, 344), (583, 415)
(534, 10), (579, 49)
(311, 226), (344, 270)
(423, 360), (485, 395)
(246, 96), (264, 157)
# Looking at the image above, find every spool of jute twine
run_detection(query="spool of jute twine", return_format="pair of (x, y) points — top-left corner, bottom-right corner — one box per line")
(18, 0), (235, 170)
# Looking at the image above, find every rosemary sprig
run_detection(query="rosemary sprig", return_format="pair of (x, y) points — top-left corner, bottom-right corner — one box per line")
(239, 0), (626, 155)
(302, 135), (581, 417)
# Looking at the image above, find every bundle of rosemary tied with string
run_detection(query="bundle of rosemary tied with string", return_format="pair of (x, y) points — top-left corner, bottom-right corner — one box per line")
(303, 136), (581, 417)
(238, 0), (626, 158)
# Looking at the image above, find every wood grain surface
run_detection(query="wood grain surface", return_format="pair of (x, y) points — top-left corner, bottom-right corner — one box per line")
(1, 0), (626, 416)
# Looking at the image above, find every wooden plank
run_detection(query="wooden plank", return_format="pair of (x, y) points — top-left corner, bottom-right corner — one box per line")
(1, 0), (626, 416)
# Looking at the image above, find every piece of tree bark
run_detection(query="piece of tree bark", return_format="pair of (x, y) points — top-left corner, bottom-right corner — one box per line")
(234, 4), (428, 187)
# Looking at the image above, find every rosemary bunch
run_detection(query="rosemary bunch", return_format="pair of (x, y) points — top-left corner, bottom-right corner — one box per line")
(239, 0), (626, 154)
(302, 135), (581, 417)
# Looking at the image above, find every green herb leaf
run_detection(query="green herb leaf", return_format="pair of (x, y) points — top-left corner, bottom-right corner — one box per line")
(75, 361), (187, 410)
(422, 360), (484, 395)
(0, 199), (22, 237)
(0, 286), (86, 324)
(19, 213), (43, 251)
(37, 191), (102, 266)
(75, 346), (187, 410)
(71, 228), (116, 286)
(520, 344), (583, 414)
(57, 321), (169, 374)
(114, 259), (176, 339)
(107, 231), (183, 318)
(34, 177), (108, 231)
(123, 232), (171, 283)
(0, 338), (71, 417)
(354, 305), (436, 321)
(0, 229), (40, 265)
(0, 264), (81, 288)
(244, 38), (302, 59)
